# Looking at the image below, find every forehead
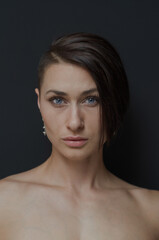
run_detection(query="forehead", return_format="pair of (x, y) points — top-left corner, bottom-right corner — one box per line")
(41, 62), (97, 93)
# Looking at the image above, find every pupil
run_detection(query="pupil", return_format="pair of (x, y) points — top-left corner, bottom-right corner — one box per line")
(89, 98), (94, 102)
(56, 98), (62, 104)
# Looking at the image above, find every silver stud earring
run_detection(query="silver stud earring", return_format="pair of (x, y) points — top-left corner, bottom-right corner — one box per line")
(42, 118), (47, 136)
(43, 125), (46, 136)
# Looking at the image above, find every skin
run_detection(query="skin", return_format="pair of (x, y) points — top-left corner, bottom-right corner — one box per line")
(35, 62), (110, 194)
(0, 62), (159, 239)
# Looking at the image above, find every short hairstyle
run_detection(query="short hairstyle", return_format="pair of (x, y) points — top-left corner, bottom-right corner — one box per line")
(37, 32), (130, 148)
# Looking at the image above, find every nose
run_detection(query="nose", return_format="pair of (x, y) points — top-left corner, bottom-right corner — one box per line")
(66, 104), (84, 131)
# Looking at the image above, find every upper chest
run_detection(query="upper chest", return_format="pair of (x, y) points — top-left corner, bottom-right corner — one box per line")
(1, 187), (157, 240)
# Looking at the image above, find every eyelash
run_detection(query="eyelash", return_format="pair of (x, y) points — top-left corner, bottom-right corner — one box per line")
(48, 96), (99, 107)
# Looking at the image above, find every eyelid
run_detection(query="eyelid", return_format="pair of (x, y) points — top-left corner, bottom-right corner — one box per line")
(49, 95), (99, 100)
(48, 96), (67, 106)
(84, 95), (99, 99)
(48, 95), (99, 105)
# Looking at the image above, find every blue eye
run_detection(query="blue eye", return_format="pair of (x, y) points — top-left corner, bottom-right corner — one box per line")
(49, 96), (99, 107)
(53, 98), (64, 104)
(84, 96), (99, 105)
(49, 97), (65, 106)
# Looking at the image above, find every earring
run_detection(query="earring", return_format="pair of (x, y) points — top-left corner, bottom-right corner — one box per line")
(43, 124), (46, 136)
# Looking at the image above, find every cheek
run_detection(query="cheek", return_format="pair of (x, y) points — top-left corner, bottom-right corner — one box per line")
(40, 105), (60, 132)
(43, 112), (62, 130)
(42, 110), (62, 143)
(85, 108), (101, 133)
(87, 113), (99, 128)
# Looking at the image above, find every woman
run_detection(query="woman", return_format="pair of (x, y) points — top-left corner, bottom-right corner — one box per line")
(0, 32), (158, 239)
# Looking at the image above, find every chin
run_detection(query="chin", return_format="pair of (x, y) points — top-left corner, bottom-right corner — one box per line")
(59, 147), (93, 162)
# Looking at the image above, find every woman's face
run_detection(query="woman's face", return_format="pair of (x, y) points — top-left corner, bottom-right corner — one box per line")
(35, 62), (104, 161)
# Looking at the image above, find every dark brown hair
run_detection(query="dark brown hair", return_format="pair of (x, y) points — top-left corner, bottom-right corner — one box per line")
(37, 32), (130, 148)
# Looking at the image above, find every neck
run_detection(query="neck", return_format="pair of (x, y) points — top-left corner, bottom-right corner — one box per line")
(39, 146), (111, 194)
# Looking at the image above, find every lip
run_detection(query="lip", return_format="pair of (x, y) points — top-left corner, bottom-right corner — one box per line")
(62, 139), (88, 147)
(62, 136), (88, 141)
(62, 136), (88, 147)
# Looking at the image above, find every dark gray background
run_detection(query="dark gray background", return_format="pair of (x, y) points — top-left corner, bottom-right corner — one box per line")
(0, 0), (158, 190)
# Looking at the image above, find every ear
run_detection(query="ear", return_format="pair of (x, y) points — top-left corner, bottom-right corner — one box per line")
(35, 88), (40, 110)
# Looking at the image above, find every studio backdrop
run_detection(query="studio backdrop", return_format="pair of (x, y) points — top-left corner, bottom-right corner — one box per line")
(0, 0), (158, 190)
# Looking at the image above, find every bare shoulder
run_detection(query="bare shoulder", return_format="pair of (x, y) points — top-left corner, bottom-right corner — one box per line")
(129, 186), (159, 234)
(0, 173), (33, 235)
(119, 177), (159, 237)
(110, 173), (159, 234)
(120, 176), (159, 226)
(0, 173), (33, 212)
(0, 175), (25, 206)
(130, 186), (159, 211)
(0, 167), (49, 207)
(0, 177), (18, 223)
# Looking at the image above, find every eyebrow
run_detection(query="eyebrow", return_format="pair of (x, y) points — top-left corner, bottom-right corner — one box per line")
(45, 88), (98, 96)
